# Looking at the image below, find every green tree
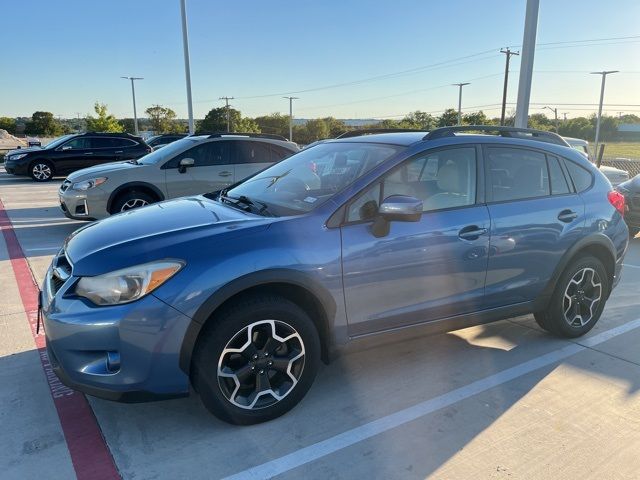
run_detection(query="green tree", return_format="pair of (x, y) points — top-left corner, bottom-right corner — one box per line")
(437, 109), (459, 127)
(86, 103), (123, 132)
(590, 114), (619, 141)
(0, 117), (17, 134)
(527, 113), (553, 131)
(198, 107), (240, 132)
(24, 111), (64, 136)
(401, 111), (436, 130)
(558, 116), (591, 139)
(293, 119), (331, 144)
(118, 118), (136, 134)
(462, 110), (491, 126)
(234, 116), (261, 133)
(254, 113), (290, 137)
(146, 105), (180, 133)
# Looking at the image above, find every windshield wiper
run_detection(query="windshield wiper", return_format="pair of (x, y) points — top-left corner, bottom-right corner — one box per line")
(220, 194), (275, 217)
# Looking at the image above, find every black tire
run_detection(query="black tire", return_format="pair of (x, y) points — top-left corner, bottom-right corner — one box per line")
(534, 255), (609, 338)
(29, 160), (54, 182)
(192, 295), (321, 425)
(111, 190), (156, 213)
(629, 227), (639, 239)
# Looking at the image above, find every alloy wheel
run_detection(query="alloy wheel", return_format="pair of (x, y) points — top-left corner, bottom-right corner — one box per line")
(120, 198), (149, 211)
(32, 163), (52, 180)
(563, 267), (602, 327)
(217, 319), (305, 410)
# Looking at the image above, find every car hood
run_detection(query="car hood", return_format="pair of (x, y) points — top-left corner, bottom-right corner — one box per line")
(64, 196), (271, 276)
(66, 161), (144, 181)
(5, 146), (42, 156)
(599, 165), (626, 175)
(618, 175), (640, 193)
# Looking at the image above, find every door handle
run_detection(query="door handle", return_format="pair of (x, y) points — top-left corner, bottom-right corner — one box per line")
(83, 152), (93, 155)
(218, 171), (233, 177)
(558, 209), (578, 223)
(458, 225), (488, 240)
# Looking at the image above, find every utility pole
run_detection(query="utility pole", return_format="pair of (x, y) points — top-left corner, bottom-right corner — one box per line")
(121, 76), (143, 135)
(180, 0), (194, 134)
(543, 106), (559, 132)
(219, 96), (234, 132)
(591, 70), (618, 161)
(452, 83), (470, 125)
(514, 0), (540, 128)
(283, 96), (299, 141)
(562, 112), (568, 122)
(499, 48), (519, 125)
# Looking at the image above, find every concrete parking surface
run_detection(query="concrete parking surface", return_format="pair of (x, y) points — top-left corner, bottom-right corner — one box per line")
(2, 166), (640, 480)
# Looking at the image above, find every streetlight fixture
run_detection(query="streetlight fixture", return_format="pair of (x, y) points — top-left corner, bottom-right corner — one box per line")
(180, 0), (195, 134)
(283, 96), (299, 141)
(452, 83), (470, 125)
(121, 76), (143, 135)
(590, 70), (618, 160)
(543, 106), (559, 132)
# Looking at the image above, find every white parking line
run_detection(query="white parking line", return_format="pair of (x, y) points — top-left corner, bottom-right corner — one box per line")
(224, 318), (640, 480)
(24, 246), (61, 253)
(624, 264), (640, 269)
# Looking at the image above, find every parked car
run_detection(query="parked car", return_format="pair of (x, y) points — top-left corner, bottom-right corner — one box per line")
(42, 126), (628, 424)
(58, 133), (298, 220)
(4, 132), (151, 181)
(564, 136), (629, 186)
(616, 174), (640, 237)
(146, 133), (187, 150)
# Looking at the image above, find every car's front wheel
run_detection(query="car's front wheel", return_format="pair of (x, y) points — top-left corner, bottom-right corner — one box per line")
(192, 295), (321, 425)
(30, 161), (54, 181)
(535, 255), (609, 338)
(111, 190), (156, 214)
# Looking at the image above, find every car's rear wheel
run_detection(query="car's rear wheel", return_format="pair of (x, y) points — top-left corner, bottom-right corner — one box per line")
(111, 190), (156, 213)
(534, 255), (609, 338)
(192, 295), (321, 425)
(30, 161), (54, 182)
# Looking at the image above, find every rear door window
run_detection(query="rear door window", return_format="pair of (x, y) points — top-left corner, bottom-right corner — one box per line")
(547, 155), (571, 195)
(486, 147), (550, 202)
(236, 141), (271, 164)
(565, 160), (593, 192)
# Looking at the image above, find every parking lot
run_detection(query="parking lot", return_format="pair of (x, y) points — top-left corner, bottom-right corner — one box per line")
(2, 165), (640, 480)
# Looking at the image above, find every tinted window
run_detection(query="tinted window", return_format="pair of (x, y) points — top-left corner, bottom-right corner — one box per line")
(90, 138), (116, 149)
(236, 141), (271, 164)
(547, 155), (571, 195)
(270, 145), (294, 162)
(109, 138), (136, 148)
(62, 137), (91, 150)
(169, 142), (229, 167)
(346, 147), (476, 222)
(565, 160), (593, 192)
(487, 147), (549, 202)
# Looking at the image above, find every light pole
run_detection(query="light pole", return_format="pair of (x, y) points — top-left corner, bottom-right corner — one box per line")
(121, 76), (143, 135)
(452, 83), (470, 125)
(591, 70), (618, 160)
(500, 48), (519, 125)
(514, 0), (540, 128)
(180, 0), (195, 134)
(219, 96), (234, 132)
(543, 106), (559, 132)
(283, 96), (299, 141)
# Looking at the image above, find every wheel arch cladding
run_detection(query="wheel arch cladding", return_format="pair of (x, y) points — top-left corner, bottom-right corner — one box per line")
(536, 233), (616, 310)
(179, 271), (336, 374)
(107, 182), (165, 212)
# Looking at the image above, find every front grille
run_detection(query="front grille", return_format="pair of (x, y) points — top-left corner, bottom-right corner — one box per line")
(48, 249), (73, 297)
(59, 180), (71, 193)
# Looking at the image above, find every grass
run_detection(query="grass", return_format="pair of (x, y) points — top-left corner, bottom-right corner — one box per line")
(602, 142), (640, 159)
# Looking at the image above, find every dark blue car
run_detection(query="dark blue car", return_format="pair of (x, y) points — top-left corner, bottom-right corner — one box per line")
(42, 126), (629, 424)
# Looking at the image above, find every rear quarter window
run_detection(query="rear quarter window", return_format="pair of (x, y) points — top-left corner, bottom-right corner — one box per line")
(564, 160), (593, 192)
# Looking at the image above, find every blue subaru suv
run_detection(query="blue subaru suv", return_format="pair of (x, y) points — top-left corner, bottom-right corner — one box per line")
(42, 126), (628, 424)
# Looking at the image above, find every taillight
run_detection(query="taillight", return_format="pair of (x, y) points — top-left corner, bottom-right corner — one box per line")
(608, 190), (625, 215)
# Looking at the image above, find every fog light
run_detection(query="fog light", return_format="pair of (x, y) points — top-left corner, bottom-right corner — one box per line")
(106, 351), (121, 372)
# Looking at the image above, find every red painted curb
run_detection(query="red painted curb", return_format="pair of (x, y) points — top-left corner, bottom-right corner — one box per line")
(0, 199), (120, 480)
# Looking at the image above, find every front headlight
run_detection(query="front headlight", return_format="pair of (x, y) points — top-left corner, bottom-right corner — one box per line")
(71, 177), (107, 191)
(10, 153), (27, 160)
(75, 260), (184, 306)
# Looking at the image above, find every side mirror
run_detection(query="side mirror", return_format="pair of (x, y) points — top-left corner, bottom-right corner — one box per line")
(178, 157), (195, 173)
(372, 195), (423, 237)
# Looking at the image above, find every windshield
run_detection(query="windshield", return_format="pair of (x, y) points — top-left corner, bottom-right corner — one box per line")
(44, 134), (75, 149)
(225, 142), (401, 215)
(138, 137), (199, 165)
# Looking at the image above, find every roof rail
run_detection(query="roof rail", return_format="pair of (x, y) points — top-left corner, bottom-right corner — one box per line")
(423, 125), (569, 146)
(336, 128), (426, 139)
(192, 131), (289, 141)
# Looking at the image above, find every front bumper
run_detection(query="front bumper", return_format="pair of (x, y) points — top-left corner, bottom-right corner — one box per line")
(4, 160), (28, 175)
(58, 181), (110, 221)
(42, 258), (192, 402)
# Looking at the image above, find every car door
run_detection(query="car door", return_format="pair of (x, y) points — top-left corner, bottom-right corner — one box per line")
(233, 140), (276, 182)
(340, 145), (491, 336)
(483, 145), (585, 308)
(87, 137), (120, 166)
(110, 138), (138, 161)
(164, 141), (233, 197)
(53, 136), (94, 173)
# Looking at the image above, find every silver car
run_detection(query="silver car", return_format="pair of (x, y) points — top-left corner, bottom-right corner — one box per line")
(58, 134), (298, 220)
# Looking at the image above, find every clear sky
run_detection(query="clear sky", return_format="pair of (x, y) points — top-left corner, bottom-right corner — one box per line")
(1, 0), (639, 120)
